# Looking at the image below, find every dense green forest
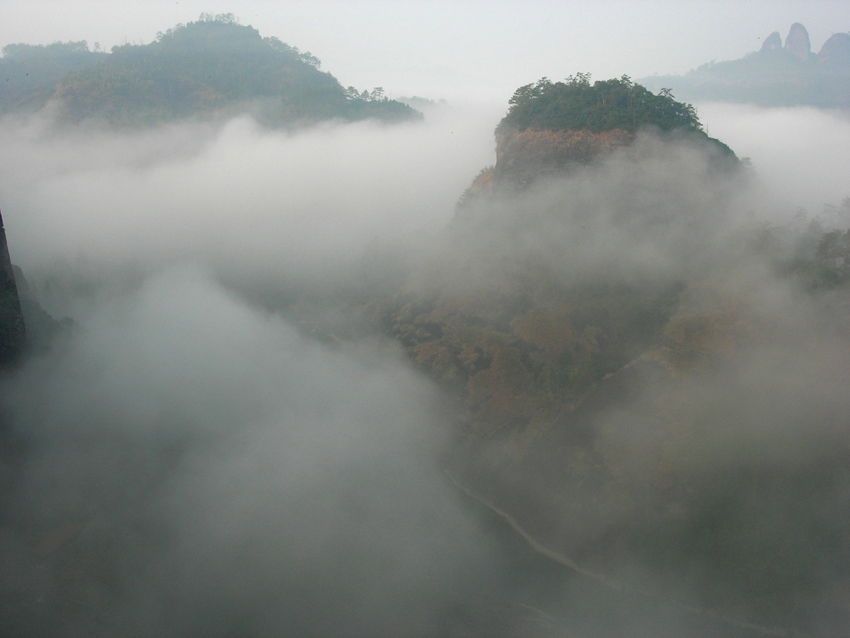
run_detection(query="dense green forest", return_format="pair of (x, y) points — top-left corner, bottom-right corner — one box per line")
(497, 74), (704, 135)
(0, 13), (419, 126)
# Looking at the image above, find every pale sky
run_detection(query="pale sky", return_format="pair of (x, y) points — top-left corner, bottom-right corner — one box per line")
(0, 0), (847, 103)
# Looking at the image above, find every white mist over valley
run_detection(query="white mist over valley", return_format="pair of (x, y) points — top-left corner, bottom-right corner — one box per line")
(0, 4), (849, 637)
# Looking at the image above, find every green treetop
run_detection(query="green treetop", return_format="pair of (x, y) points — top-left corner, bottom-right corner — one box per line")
(497, 74), (703, 135)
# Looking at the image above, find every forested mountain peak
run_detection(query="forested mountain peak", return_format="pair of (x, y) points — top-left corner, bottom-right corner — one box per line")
(148, 13), (319, 68)
(0, 13), (419, 126)
(466, 75), (735, 191)
(496, 74), (703, 136)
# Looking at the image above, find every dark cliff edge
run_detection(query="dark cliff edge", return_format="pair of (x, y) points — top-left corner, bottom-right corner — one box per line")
(0, 207), (26, 494)
(0, 209), (26, 367)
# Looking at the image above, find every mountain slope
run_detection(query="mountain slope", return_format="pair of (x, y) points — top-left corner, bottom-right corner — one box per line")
(0, 41), (106, 115)
(1, 14), (419, 126)
(379, 78), (850, 633)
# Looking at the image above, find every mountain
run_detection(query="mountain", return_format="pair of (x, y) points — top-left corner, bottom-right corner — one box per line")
(0, 14), (419, 126)
(374, 78), (850, 633)
(459, 74), (735, 198)
(2, 62), (850, 634)
(641, 23), (850, 108)
(391, 75), (740, 437)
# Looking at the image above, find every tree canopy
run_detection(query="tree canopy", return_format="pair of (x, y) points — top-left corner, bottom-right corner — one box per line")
(0, 41), (106, 114)
(497, 74), (703, 135)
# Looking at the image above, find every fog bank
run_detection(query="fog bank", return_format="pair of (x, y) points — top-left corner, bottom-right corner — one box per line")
(0, 105), (499, 318)
(0, 100), (849, 636)
(1, 266), (501, 636)
(698, 103), (850, 219)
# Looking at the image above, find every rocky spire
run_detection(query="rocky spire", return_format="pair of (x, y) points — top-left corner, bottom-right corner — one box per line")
(785, 23), (811, 61)
(818, 32), (850, 66)
(0, 208), (26, 365)
(760, 31), (782, 53)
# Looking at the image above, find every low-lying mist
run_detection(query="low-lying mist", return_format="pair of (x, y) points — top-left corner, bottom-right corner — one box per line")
(2, 265), (499, 636)
(0, 105), (499, 317)
(434, 131), (746, 295)
(0, 101), (848, 636)
(698, 102), (850, 219)
(0, 107), (511, 637)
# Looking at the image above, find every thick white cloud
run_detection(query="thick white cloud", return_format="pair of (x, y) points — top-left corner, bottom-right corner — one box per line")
(698, 103), (850, 217)
(0, 106), (498, 317)
(1, 265), (496, 636)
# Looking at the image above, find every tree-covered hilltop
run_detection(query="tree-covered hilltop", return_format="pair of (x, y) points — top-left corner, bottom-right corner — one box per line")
(497, 74), (704, 136)
(1, 13), (419, 126)
(0, 41), (106, 115)
(458, 75), (736, 193)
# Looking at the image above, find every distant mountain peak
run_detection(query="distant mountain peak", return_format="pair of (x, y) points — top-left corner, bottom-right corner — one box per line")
(640, 22), (850, 109)
(785, 22), (812, 60)
(0, 17), (420, 126)
(760, 31), (782, 53)
(819, 32), (850, 66)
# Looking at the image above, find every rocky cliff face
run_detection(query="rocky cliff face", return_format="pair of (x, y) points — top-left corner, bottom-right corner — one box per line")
(760, 31), (782, 53)
(784, 22), (812, 60)
(819, 32), (850, 65)
(492, 127), (634, 187)
(458, 126), (636, 205)
(0, 210), (25, 366)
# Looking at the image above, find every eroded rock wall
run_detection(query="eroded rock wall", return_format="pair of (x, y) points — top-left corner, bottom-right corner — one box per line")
(493, 127), (634, 186)
(0, 210), (26, 365)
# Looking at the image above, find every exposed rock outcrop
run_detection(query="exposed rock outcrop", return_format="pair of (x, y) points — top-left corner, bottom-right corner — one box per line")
(785, 22), (812, 60)
(0, 209), (25, 366)
(819, 32), (850, 66)
(457, 126), (637, 207)
(760, 31), (782, 53)
(492, 127), (634, 186)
